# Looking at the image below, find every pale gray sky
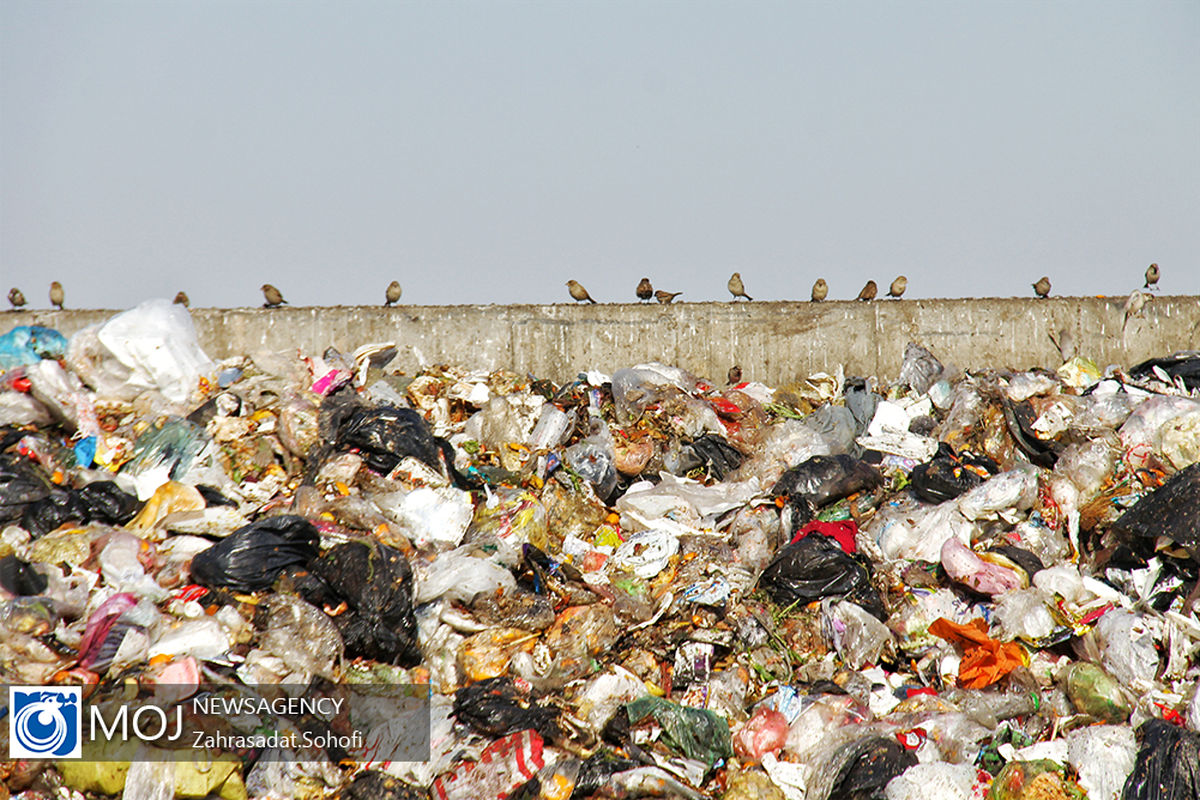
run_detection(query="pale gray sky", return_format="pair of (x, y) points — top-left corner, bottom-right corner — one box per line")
(2, 1), (1198, 308)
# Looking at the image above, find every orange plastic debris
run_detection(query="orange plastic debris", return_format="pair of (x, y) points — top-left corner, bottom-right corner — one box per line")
(928, 617), (1027, 689)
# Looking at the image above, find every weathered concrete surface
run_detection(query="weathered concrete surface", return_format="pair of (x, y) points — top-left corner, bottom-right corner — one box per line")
(5, 297), (1198, 384)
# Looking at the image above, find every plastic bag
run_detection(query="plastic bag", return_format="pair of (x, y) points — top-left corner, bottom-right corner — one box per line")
(20, 479), (141, 536)
(625, 695), (733, 769)
(0, 554), (47, 596)
(909, 444), (999, 504)
(1112, 462), (1200, 558)
(610, 363), (698, 425)
(928, 617), (1025, 689)
(1157, 410), (1200, 471)
(563, 439), (618, 500)
(940, 538), (1024, 596)
(190, 514), (320, 591)
(453, 677), (560, 739)
(432, 730), (546, 800)
(771, 454), (882, 508)
(257, 593), (343, 682)
(733, 707), (789, 761)
(336, 404), (446, 475)
(300, 540), (420, 666)
(1130, 353), (1200, 390)
(1066, 725), (1136, 800)
(988, 759), (1085, 800)
(807, 736), (918, 800)
(759, 534), (885, 619)
(824, 599), (894, 669)
(897, 342), (945, 395)
(0, 325), (68, 369)
(1061, 662), (1133, 723)
(120, 418), (209, 500)
(1121, 719), (1200, 800)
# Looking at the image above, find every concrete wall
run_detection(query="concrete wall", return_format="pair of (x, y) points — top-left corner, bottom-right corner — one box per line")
(6, 296), (1198, 385)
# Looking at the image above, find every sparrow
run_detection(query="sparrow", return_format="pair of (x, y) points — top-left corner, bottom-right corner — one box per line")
(1144, 263), (1159, 290)
(636, 277), (653, 302)
(385, 280), (402, 306)
(1032, 276), (1051, 298)
(49, 281), (64, 310)
(262, 283), (287, 308)
(856, 280), (877, 301)
(566, 280), (596, 303)
(8, 288), (26, 310)
(811, 278), (828, 302)
(727, 365), (742, 385)
(655, 290), (682, 304)
(1123, 289), (1151, 330)
(173, 291), (190, 307)
(728, 272), (752, 301)
(887, 275), (907, 299)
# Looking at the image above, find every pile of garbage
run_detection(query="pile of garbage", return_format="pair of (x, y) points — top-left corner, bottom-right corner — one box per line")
(3, 298), (1200, 800)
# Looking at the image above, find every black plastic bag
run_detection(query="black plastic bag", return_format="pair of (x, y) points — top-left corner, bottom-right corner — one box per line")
(684, 434), (744, 481)
(0, 455), (52, 525)
(772, 455), (882, 509)
(453, 677), (560, 739)
(909, 444), (999, 504)
(1122, 719), (1200, 800)
(759, 534), (885, 620)
(818, 737), (918, 800)
(1130, 353), (1200, 391)
(0, 554), (47, 596)
(1112, 463), (1200, 560)
(20, 480), (141, 537)
(336, 405), (444, 475)
(300, 541), (420, 666)
(190, 515), (320, 592)
(1001, 397), (1058, 468)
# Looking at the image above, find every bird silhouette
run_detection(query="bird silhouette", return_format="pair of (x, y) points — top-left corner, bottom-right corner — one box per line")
(173, 291), (190, 307)
(636, 277), (653, 302)
(655, 290), (682, 304)
(385, 280), (402, 306)
(728, 272), (752, 301)
(727, 365), (742, 385)
(566, 280), (597, 303)
(1032, 276), (1051, 298)
(811, 279), (828, 302)
(49, 281), (64, 310)
(856, 280), (877, 301)
(887, 276), (907, 299)
(8, 288), (27, 310)
(1144, 263), (1159, 290)
(261, 284), (287, 308)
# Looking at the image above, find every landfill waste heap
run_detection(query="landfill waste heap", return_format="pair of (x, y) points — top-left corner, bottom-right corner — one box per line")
(2, 297), (1200, 800)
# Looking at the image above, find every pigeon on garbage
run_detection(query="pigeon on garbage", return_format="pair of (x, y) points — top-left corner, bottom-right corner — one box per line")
(7, 288), (26, 310)
(385, 280), (402, 306)
(173, 291), (190, 307)
(728, 365), (742, 385)
(856, 280), (877, 301)
(811, 278), (828, 302)
(1144, 263), (1160, 290)
(655, 290), (682, 304)
(636, 277), (653, 302)
(261, 284), (287, 308)
(566, 280), (597, 303)
(728, 272), (752, 301)
(887, 275), (907, 298)
(1032, 276), (1051, 298)
(49, 281), (64, 310)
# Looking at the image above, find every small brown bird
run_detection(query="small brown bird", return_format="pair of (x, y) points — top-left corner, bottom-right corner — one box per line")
(566, 280), (596, 303)
(1123, 289), (1150, 330)
(8, 288), (26, 310)
(49, 281), (64, 310)
(856, 280), (877, 301)
(1032, 276), (1051, 298)
(1144, 263), (1159, 290)
(385, 280), (402, 306)
(261, 283), (287, 308)
(173, 291), (190, 307)
(655, 290), (682, 304)
(727, 365), (742, 385)
(636, 277), (653, 302)
(811, 278), (828, 302)
(887, 275), (907, 298)
(728, 272), (752, 301)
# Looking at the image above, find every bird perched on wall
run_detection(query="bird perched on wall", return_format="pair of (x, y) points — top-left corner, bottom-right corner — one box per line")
(636, 277), (653, 302)
(8, 288), (26, 310)
(655, 290), (682, 304)
(1123, 289), (1151, 331)
(49, 281), (65, 310)
(173, 291), (190, 307)
(1032, 276), (1051, 298)
(262, 284), (287, 308)
(385, 281), (402, 306)
(811, 278), (828, 302)
(566, 280), (596, 303)
(887, 276), (907, 299)
(1144, 263), (1160, 290)
(728, 272), (752, 301)
(856, 280), (877, 301)
(727, 365), (742, 385)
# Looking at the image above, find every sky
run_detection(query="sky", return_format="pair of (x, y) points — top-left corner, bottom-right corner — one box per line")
(2, 1), (1198, 309)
